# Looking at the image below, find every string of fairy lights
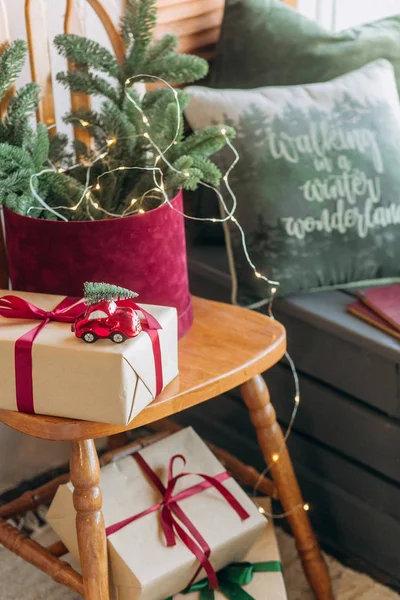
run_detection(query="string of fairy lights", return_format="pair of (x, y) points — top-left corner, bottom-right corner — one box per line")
(27, 74), (307, 519)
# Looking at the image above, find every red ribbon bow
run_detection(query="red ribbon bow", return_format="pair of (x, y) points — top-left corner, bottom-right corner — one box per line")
(0, 295), (87, 414)
(106, 453), (251, 590)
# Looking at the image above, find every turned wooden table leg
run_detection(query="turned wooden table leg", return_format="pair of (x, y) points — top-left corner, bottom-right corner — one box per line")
(70, 439), (110, 600)
(241, 375), (334, 600)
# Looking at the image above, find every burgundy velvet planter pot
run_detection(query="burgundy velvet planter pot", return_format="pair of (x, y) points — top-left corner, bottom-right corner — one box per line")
(4, 190), (193, 338)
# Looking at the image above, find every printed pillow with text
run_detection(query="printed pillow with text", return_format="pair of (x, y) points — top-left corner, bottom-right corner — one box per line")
(185, 60), (400, 301)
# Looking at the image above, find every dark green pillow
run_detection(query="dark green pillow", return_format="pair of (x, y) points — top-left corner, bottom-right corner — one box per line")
(211, 0), (400, 91)
(185, 61), (400, 301)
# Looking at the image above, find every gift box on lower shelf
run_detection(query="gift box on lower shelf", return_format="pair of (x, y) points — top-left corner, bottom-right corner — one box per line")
(173, 498), (287, 600)
(47, 428), (267, 600)
(0, 289), (178, 424)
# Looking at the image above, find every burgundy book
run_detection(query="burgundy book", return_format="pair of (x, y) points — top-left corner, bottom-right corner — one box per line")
(355, 284), (400, 333)
(347, 300), (400, 341)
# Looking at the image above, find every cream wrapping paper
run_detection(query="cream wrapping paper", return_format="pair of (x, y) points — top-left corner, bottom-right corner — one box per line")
(47, 428), (267, 600)
(0, 289), (178, 424)
(173, 498), (287, 600)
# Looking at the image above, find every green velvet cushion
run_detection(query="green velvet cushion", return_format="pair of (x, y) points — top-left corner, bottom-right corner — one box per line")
(211, 0), (400, 91)
(185, 60), (400, 301)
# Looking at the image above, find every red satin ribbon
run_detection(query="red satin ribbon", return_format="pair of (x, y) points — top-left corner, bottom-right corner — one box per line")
(0, 295), (164, 414)
(122, 300), (164, 396)
(0, 295), (86, 414)
(105, 453), (250, 590)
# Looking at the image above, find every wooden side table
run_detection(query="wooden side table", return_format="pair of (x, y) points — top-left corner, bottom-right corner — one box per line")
(0, 297), (333, 599)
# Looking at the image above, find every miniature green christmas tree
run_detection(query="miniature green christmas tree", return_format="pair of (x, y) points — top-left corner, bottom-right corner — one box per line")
(0, 41), (86, 218)
(53, 0), (235, 218)
(84, 282), (139, 305)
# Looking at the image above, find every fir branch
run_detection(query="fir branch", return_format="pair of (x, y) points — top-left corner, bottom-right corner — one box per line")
(0, 40), (27, 102)
(144, 34), (179, 64)
(146, 90), (189, 146)
(146, 54), (208, 84)
(63, 108), (102, 129)
(123, 0), (157, 73)
(0, 168), (33, 196)
(100, 100), (137, 159)
(0, 143), (34, 172)
(3, 82), (40, 137)
(41, 171), (87, 220)
(84, 282), (138, 304)
(54, 34), (123, 80)
(165, 155), (193, 192)
(4, 191), (33, 215)
(31, 123), (50, 172)
(57, 71), (119, 104)
(191, 156), (222, 187)
(49, 133), (73, 164)
(178, 125), (236, 158)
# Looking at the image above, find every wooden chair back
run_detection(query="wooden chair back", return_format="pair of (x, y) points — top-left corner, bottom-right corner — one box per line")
(0, 0), (297, 288)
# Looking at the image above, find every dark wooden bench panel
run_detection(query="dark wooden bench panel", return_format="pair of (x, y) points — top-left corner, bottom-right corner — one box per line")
(263, 364), (400, 483)
(188, 246), (400, 418)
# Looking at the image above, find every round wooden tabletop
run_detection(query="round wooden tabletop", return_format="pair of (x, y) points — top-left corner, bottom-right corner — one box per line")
(0, 296), (286, 441)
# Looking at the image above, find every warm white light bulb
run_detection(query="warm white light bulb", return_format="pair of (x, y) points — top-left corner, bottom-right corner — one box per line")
(255, 271), (262, 278)
(139, 208), (145, 214)
(184, 172), (190, 177)
(92, 202), (99, 209)
(106, 138), (116, 146)
(272, 454), (279, 462)
(271, 286), (277, 294)
(85, 192), (91, 199)
(295, 395), (300, 404)
(142, 115), (148, 123)
(80, 120), (89, 127)
(258, 506), (266, 514)
(221, 128), (226, 135)
(131, 198), (137, 205)
(95, 183), (101, 190)
(303, 503), (310, 512)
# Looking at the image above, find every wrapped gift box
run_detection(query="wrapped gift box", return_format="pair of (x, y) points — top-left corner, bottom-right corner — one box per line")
(47, 428), (267, 600)
(174, 498), (287, 600)
(0, 289), (178, 424)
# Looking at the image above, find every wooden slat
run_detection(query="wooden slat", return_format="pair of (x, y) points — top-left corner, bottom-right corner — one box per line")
(25, 0), (56, 130)
(0, 473), (70, 519)
(64, 0), (91, 146)
(157, 9), (224, 38)
(178, 27), (221, 55)
(157, 0), (224, 25)
(0, 518), (84, 594)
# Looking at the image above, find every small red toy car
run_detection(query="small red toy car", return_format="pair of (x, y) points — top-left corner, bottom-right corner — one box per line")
(72, 299), (142, 343)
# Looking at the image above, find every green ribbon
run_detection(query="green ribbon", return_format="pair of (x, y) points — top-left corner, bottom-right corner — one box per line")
(166, 561), (283, 600)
